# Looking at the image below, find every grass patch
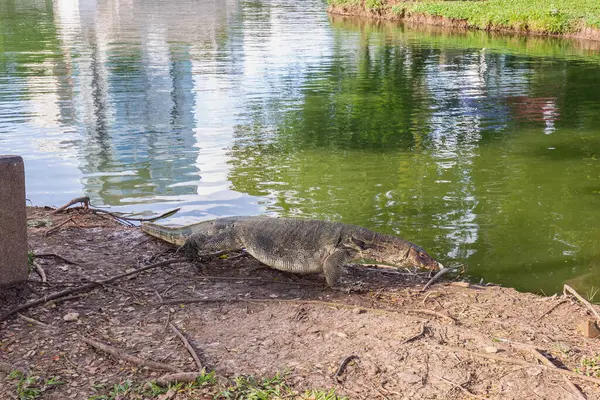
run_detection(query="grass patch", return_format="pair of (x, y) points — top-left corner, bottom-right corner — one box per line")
(7, 370), (65, 400)
(85, 371), (346, 400)
(576, 354), (600, 378)
(329, 0), (600, 34)
(218, 374), (347, 400)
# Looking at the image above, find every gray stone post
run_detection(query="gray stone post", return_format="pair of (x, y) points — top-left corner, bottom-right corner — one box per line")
(0, 155), (28, 287)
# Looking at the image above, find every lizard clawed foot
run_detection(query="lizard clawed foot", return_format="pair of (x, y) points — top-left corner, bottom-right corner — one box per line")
(332, 281), (367, 293)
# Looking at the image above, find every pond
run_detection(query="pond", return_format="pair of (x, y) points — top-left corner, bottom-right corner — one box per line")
(1, 0), (599, 296)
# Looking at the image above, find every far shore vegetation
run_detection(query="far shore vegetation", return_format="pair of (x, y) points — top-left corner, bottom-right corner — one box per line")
(328, 0), (600, 37)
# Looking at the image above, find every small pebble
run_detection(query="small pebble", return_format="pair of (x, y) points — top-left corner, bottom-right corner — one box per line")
(63, 312), (79, 322)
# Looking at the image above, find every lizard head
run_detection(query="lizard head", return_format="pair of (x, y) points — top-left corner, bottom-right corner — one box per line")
(347, 229), (442, 271)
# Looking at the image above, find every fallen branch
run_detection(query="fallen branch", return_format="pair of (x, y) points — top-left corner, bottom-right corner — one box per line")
(531, 349), (586, 400)
(159, 297), (456, 323)
(441, 345), (600, 386)
(563, 285), (600, 321)
(17, 314), (52, 328)
(32, 262), (47, 283)
(93, 207), (180, 222)
(52, 196), (90, 214)
(169, 323), (203, 373)
(45, 217), (74, 236)
(434, 374), (487, 400)
(82, 337), (181, 373)
(33, 253), (80, 266)
(401, 323), (427, 345)
(0, 258), (189, 322)
(155, 372), (200, 386)
(420, 267), (452, 292)
(537, 299), (568, 321)
(334, 355), (359, 382)
(406, 309), (456, 324)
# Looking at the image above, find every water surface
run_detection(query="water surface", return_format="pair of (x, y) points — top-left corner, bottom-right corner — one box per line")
(1, 0), (599, 296)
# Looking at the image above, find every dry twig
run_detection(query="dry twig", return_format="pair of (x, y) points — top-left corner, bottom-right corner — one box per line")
(82, 337), (182, 373)
(531, 348), (586, 400)
(33, 253), (80, 265)
(406, 309), (456, 324)
(401, 323), (427, 345)
(155, 372), (200, 386)
(45, 217), (74, 236)
(0, 258), (189, 321)
(537, 299), (568, 320)
(441, 345), (600, 386)
(420, 267), (452, 292)
(93, 207), (180, 222)
(169, 323), (203, 372)
(32, 262), (47, 283)
(52, 196), (89, 214)
(334, 355), (359, 382)
(563, 285), (600, 321)
(434, 374), (487, 400)
(17, 313), (51, 328)
(160, 297), (454, 323)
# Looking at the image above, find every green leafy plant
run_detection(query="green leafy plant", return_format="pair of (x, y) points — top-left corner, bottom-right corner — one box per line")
(8, 371), (64, 400)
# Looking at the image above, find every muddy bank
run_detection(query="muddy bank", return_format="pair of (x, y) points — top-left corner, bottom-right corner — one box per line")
(327, 3), (600, 42)
(1, 207), (600, 399)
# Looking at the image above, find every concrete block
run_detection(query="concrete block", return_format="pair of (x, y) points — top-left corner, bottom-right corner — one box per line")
(0, 155), (28, 287)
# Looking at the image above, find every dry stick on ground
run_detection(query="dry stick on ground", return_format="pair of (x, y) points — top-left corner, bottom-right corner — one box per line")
(159, 297), (456, 323)
(81, 337), (182, 373)
(92, 207), (180, 222)
(17, 313), (52, 328)
(537, 299), (568, 321)
(531, 348), (586, 400)
(52, 196), (90, 214)
(34, 253), (80, 265)
(433, 375), (487, 400)
(401, 323), (427, 345)
(32, 261), (47, 283)
(169, 323), (203, 373)
(197, 275), (321, 287)
(0, 257), (189, 322)
(441, 345), (600, 386)
(563, 284), (600, 321)
(420, 267), (452, 292)
(45, 216), (74, 236)
(334, 355), (359, 382)
(155, 372), (201, 386)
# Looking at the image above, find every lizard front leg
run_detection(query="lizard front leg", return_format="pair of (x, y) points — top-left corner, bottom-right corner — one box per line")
(322, 249), (355, 288)
(181, 231), (243, 259)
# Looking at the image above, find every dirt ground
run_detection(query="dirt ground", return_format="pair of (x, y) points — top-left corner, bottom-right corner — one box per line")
(1, 207), (600, 399)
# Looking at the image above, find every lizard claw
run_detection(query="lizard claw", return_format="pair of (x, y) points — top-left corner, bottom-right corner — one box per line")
(334, 281), (366, 293)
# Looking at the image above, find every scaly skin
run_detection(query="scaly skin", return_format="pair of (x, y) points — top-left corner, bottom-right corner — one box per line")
(143, 216), (442, 287)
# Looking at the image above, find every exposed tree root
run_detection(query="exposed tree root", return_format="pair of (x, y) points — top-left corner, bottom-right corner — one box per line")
(82, 337), (182, 373)
(0, 258), (189, 322)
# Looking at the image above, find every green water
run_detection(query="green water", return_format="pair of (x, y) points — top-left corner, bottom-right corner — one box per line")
(0, 0), (599, 296)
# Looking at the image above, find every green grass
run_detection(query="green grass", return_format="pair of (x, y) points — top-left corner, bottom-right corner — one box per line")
(7, 370), (65, 400)
(329, 0), (600, 34)
(85, 371), (346, 400)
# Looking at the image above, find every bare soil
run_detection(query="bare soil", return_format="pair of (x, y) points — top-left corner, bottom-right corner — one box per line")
(1, 207), (600, 399)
